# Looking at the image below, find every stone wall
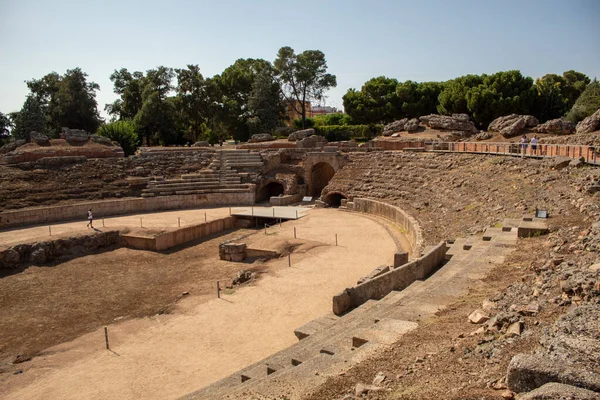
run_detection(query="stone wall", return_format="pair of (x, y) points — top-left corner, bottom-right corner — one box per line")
(0, 231), (120, 269)
(121, 217), (236, 251)
(332, 241), (447, 315)
(270, 194), (303, 206)
(0, 191), (254, 229)
(351, 198), (423, 256)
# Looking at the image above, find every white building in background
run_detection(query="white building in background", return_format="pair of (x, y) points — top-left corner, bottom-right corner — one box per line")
(311, 105), (340, 116)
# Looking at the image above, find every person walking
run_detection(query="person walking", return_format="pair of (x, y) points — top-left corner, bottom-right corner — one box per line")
(86, 209), (93, 229)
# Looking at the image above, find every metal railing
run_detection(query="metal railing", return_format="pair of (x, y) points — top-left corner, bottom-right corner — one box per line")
(422, 141), (599, 165)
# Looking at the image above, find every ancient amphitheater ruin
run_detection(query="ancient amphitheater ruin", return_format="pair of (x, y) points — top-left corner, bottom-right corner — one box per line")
(0, 121), (599, 400)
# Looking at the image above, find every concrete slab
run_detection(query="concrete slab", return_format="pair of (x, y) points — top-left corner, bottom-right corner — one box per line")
(231, 206), (309, 220)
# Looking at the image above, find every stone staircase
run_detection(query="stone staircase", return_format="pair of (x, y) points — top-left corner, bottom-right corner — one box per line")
(141, 150), (263, 198)
(181, 220), (523, 400)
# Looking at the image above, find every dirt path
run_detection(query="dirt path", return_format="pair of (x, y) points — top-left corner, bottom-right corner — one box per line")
(0, 207), (238, 248)
(1, 208), (402, 400)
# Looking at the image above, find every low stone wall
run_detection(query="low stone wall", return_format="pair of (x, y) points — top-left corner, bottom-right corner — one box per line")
(0, 231), (120, 269)
(270, 194), (303, 206)
(0, 192), (254, 230)
(332, 241), (447, 315)
(350, 198), (423, 255)
(121, 217), (236, 251)
(3, 148), (124, 164)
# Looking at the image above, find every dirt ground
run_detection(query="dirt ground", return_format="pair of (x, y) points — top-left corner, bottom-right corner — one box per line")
(0, 207), (237, 249)
(0, 208), (401, 400)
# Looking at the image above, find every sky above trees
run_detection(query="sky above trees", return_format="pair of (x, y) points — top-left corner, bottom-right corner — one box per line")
(1, 0), (599, 118)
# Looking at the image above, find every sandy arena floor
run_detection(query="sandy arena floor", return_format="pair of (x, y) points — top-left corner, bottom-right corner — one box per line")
(0, 207), (403, 400)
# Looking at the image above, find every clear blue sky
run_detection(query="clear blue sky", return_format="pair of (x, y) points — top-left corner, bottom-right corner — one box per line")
(1, 0), (599, 118)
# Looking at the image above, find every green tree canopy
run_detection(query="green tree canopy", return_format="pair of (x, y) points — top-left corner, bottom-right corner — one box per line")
(343, 76), (402, 124)
(247, 68), (284, 135)
(132, 66), (180, 145)
(175, 64), (210, 142)
(10, 96), (47, 140)
(97, 120), (140, 156)
(274, 46), (337, 128)
(532, 70), (590, 122)
(105, 68), (145, 120)
(466, 70), (536, 127)
(212, 58), (274, 142)
(566, 79), (600, 123)
(0, 112), (12, 139)
(396, 81), (444, 117)
(437, 74), (484, 116)
(26, 68), (101, 135)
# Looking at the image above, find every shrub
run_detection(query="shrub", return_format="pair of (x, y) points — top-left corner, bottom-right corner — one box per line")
(292, 117), (315, 129)
(313, 124), (383, 141)
(97, 120), (140, 156)
(566, 79), (600, 123)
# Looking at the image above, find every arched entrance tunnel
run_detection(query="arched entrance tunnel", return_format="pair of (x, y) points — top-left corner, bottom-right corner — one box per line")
(322, 192), (348, 208)
(256, 181), (285, 203)
(311, 162), (336, 197)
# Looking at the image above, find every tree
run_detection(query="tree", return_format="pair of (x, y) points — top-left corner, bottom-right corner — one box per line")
(532, 71), (590, 122)
(212, 58), (274, 142)
(10, 96), (46, 140)
(175, 64), (210, 142)
(134, 66), (180, 145)
(105, 68), (145, 120)
(274, 46), (337, 128)
(396, 81), (444, 117)
(437, 74), (483, 116)
(26, 68), (101, 134)
(566, 79), (600, 123)
(97, 120), (140, 156)
(466, 70), (536, 127)
(247, 68), (284, 135)
(343, 77), (401, 124)
(0, 112), (12, 139)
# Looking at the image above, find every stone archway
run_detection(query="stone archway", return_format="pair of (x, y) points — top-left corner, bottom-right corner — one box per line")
(256, 181), (285, 203)
(310, 162), (336, 197)
(322, 192), (348, 208)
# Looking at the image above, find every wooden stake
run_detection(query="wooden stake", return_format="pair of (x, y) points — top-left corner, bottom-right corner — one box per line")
(102, 218), (105, 227)
(296, 210), (298, 219)
(294, 227), (296, 238)
(140, 218), (143, 228)
(264, 223), (267, 235)
(49, 226), (51, 236)
(335, 234), (338, 246)
(216, 281), (220, 298)
(229, 207), (231, 216)
(288, 253), (291, 267)
(104, 326), (110, 350)
(205, 212), (207, 222)
(178, 217), (180, 227)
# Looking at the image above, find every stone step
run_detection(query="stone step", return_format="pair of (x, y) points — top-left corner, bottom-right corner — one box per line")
(181, 173), (220, 179)
(190, 300), (383, 398)
(143, 184), (250, 193)
(150, 178), (220, 185)
(377, 280), (424, 306)
(147, 182), (240, 190)
(294, 315), (340, 340)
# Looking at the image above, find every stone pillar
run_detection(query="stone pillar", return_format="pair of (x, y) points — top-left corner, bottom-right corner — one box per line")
(393, 251), (409, 268)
